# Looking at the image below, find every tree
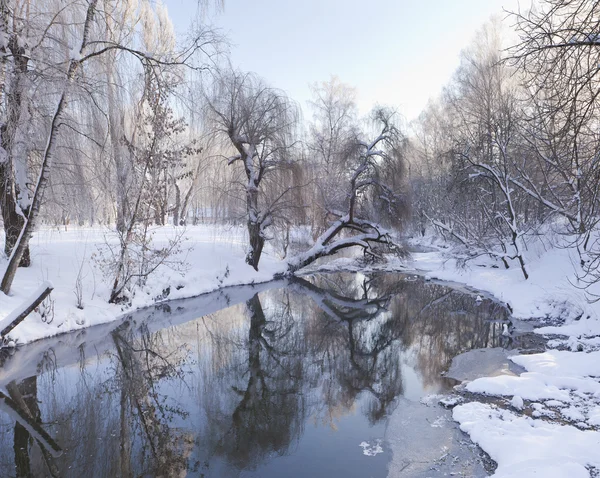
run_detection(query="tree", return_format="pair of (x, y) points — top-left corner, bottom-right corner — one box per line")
(407, 100), (453, 237)
(1, 0), (101, 295)
(0, 0), (219, 295)
(508, 1), (600, 239)
(205, 70), (299, 270)
(306, 76), (360, 233)
(0, 0), (34, 267)
(103, 69), (191, 305)
(509, 0), (600, 289)
(286, 108), (406, 274)
(432, 20), (531, 279)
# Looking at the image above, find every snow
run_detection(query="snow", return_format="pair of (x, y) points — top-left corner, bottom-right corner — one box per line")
(453, 402), (600, 478)
(410, 241), (586, 322)
(0, 280), (53, 334)
(69, 47), (81, 61)
(0, 225), (285, 345)
(409, 235), (600, 477)
(359, 440), (384, 456)
(511, 350), (600, 378)
(510, 395), (524, 410)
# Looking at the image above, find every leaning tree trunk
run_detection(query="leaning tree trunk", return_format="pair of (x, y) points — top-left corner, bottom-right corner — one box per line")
(1, 94), (68, 294)
(8, 378), (61, 477)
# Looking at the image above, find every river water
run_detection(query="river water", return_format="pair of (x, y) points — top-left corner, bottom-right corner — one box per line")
(0, 272), (510, 477)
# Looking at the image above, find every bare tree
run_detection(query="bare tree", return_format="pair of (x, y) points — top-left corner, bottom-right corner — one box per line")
(508, 0), (600, 287)
(508, 0), (600, 238)
(306, 76), (360, 233)
(430, 20), (531, 278)
(205, 70), (300, 270)
(286, 108), (406, 274)
(0, 0), (219, 295)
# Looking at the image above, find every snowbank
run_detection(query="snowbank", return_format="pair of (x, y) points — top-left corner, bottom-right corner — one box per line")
(0, 225), (285, 344)
(410, 238), (600, 477)
(453, 402), (600, 478)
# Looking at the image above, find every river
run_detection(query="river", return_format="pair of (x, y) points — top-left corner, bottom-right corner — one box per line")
(0, 272), (511, 477)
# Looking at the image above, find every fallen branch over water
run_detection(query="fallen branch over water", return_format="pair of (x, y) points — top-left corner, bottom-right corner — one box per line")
(0, 282), (53, 339)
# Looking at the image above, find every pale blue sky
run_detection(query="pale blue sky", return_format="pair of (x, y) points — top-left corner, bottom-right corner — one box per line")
(164, 0), (523, 121)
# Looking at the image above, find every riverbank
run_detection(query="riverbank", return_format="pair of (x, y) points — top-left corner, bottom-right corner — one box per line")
(403, 239), (600, 477)
(0, 225), (285, 345)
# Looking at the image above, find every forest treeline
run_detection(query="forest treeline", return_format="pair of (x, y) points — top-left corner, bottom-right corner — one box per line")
(1, 0), (599, 302)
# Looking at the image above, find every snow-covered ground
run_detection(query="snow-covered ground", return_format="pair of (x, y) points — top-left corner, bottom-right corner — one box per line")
(408, 238), (600, 477)
(0, 225), (285, 344)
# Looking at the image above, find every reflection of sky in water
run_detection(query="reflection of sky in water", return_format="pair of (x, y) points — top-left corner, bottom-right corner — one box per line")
(0, 272), (510, 477)
(401, 355), (424, 402)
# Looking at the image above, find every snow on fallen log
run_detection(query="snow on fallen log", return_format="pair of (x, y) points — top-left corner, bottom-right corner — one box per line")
(0, 281), (53, 339)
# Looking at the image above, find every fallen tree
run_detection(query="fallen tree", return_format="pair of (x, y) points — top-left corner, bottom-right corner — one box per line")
(0, 282), (53, 341)
(286, 108), (406, 275)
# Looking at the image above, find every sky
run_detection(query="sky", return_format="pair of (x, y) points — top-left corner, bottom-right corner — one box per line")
(163, 0), (524, 122)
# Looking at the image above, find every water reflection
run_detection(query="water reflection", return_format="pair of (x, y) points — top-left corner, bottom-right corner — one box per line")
(0, 273), (509, 477)
(209, 293), (304, 471)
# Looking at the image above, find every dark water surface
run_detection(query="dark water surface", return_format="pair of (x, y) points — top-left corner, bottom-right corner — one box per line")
(0, 273), (510, 477)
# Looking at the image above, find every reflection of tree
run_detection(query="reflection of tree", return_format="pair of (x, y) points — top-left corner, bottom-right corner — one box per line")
(211, 293), (304, 471)
(293, 273), (510, 419)
(0, 272), (512, 477)
(11, 379), (45, 478)
(293, 275), (405, 424)
(0, 377), (62, 477)
(111, 322), (193, 477)
(389, 281), (509, 388)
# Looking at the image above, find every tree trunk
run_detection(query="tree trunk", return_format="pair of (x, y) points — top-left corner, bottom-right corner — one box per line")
(173, 182), (180, 226)
(246, 220), (264, 271)
(106, 61), (129, 234)
(0, 18), (32, 267)
(0, 161), (29, 266)
(0, 284), (53, 337)
(245, 188), (264, 270)
(179, 160), (202, 226)
(0, 91), (69, 294)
